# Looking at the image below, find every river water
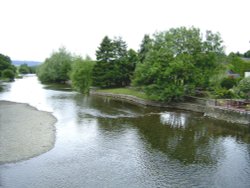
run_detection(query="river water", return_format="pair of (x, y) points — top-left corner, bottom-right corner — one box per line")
(0, 75), (250, 188)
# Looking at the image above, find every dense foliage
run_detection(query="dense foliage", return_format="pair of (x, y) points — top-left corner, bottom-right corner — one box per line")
(220, 77), (238, 89)
(244, 50), (250, 58)
(138, 34), (152, 64)
(132, 27), (225, 102)
(34, 27), (249, 101)
(18, 64), (36, 74)
(70, 57), (95, 93)
(0, 53), (16, 81)
(2, 69), (15, 80)
(227, 54), (250, 77)
(37, 47), (73, 83)
(92, 36), (137, 88)
(236, 77), (250, 99)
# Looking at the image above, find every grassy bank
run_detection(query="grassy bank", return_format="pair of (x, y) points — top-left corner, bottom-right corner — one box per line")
(96, 88), (149, 100)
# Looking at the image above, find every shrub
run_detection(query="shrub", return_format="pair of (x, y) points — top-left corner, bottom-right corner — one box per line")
(220, 77), (238, 89)
(70, 58), (95, 93)
(2, 69), (15, 81)
(37, 47), (73, 83)
(236, 77), (250, 99)
(214, 88), (237, 99)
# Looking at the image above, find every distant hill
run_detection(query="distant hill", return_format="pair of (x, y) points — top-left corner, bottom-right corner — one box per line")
(12, 60), (42, 67)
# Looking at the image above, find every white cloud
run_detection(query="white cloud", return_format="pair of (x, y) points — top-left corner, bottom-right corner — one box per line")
(0, 0), (249, 61)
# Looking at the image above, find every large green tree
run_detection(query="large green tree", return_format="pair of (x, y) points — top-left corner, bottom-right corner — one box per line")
(92, 36), (115, 87)
(37, 47), (73, 83)
(133, 27), (225, 102)
(138, 34), (152, 64)
(126, 49), (138, 82)
(92, 36), (135, 88)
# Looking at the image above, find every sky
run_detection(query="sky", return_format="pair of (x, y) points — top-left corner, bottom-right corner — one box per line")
(0, 0), (249, 61)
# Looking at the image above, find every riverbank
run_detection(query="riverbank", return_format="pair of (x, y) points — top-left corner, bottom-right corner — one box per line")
(0, 101), (57, 164)
(91, 90), (250, 125)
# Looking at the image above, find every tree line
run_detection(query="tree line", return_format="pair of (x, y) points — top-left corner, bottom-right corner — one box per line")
(0, 53), (38, 82)
(37, 26), (250, 101)
(0, 54), (16, 81)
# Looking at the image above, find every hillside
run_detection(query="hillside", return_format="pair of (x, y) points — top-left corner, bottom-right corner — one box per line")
(12, 60), (42, 67)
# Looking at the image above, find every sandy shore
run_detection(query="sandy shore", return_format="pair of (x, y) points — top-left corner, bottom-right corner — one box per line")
(0, 101), (57, 164)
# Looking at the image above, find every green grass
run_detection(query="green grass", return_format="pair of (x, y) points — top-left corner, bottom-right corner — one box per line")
(96, 88), (150, 100)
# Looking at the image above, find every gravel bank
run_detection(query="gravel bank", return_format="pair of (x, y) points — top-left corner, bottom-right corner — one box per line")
(0, 101), (57, 164)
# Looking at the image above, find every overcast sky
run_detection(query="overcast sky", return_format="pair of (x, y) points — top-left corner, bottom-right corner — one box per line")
(0, 0), (249, 61)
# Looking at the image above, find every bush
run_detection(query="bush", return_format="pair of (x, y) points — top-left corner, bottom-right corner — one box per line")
(37, 47), (73, 83)
(220, 77), (238, 89)
(2, 69), (15, 81)
(236, 77), (250, 99)
(70, 58), (95, 93)
(214, 88), (237, 99)
(228, 55), (250, 77)
(0, 53), (16, 79)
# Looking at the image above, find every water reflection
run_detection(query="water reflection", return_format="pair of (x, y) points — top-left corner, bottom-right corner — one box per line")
(160, 112), (188, 128)
(0, 75), (250, 188)
(131, 111), (250, 166)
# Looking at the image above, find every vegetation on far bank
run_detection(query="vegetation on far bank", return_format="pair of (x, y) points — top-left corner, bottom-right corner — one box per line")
(36, 26), (250, 102)
(37, 48), (95, 94)
(70, 57), (95, 93)
(0, 52), (38, 85)
(18, 64), (37, 74)
(0, 53), (16, 81)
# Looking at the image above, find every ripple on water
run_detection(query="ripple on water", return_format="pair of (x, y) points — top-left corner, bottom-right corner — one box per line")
(0, 75), (250, 188)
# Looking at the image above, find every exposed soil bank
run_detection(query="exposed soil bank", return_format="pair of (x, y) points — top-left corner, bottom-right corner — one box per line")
(91, 91), (250, 125)
(0, 101), (57, 164)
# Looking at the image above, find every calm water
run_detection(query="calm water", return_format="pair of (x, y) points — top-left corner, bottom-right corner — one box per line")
(0, 75), (250, 188)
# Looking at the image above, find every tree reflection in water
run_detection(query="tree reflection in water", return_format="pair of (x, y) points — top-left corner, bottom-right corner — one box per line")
(130, 111), (250, 165)
(160, 112), (188, 129)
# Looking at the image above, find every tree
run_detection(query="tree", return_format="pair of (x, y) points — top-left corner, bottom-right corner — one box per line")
(244, 50), (250, 58)
(138, 34), (152, 64)
(37, 47), (73, 83)
(92, 36), (134, 88)
(203, 30), (224, 53)
(112, 37), (128, 86)
(92, 36), (114, 87)
(2, 69), (15, 81)
(70, 57), (95, 93)
(0, 53), (16, 79)
(19, 64), (30, 74)
(0, 53), (11, 71)
(126, 49), (138, 82)
(133, 27), (225, 102)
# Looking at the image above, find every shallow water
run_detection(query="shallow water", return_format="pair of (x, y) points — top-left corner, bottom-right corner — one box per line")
(0, 75), (250, 188)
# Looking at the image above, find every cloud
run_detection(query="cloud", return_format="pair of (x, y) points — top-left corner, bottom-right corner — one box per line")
(0, 0), (249, 61)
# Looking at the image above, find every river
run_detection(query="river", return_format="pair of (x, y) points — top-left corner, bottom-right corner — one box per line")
(0, 75), (250, 188)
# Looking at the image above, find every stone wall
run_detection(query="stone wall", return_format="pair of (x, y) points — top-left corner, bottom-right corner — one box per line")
(204, 106), (250, 125)
(91, 91), (250, 125)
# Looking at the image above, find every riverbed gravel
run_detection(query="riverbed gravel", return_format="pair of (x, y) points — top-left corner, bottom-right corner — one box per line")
(0, 101), (57, 164)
